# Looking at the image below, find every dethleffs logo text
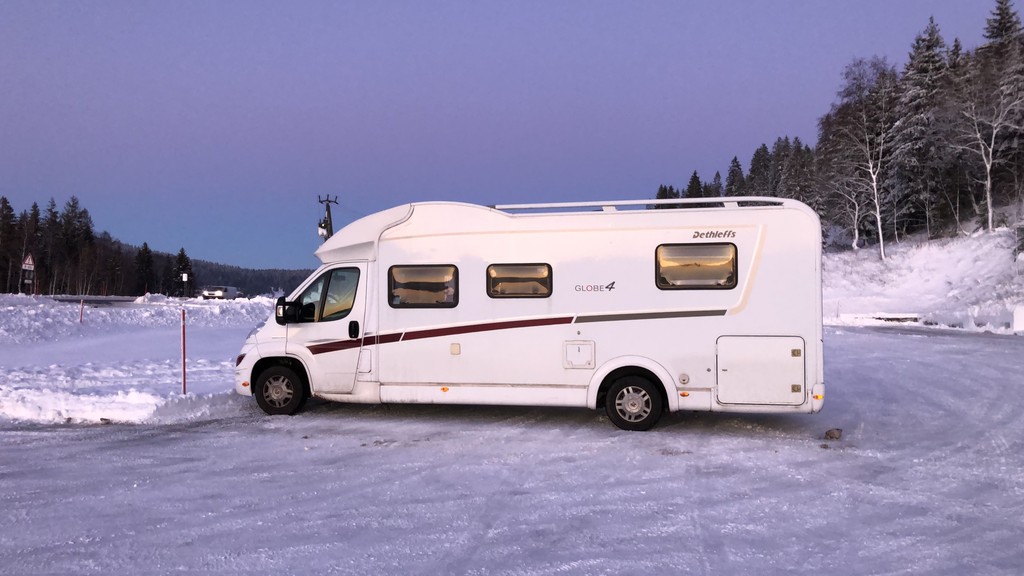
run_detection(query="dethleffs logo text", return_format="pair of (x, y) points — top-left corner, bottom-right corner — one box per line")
(692, 230), (736, 239)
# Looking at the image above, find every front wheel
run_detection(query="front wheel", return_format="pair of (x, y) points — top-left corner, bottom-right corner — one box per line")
(254, 365), (308, 415)
(605, 376), (664, 431)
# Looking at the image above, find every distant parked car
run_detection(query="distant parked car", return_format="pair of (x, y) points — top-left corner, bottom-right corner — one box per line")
(201, 286), (239, 300)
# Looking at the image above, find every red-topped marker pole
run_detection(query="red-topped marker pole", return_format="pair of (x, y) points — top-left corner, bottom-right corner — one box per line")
(181, 308), (187, 395)
(181, 272), (189, 396)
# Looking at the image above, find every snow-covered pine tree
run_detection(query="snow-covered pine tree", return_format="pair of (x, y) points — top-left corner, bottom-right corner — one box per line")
(0, 197), (16, 292)
(816, 108), (868, 249)
(890, 17), (950, 239)
(1003, 37), (1024, 218)
(17, 204), (42, 293)
(135, 243), (155, 295)
(703, 171), (723, 198)
(654, 184), (680, 208)
(724, 156), (746, 196)
(172, 247), (195, 297)
(769, 136), (792, 197)
(984, 0), (1022, 46)
(781, 137), (818, 208)
(58, 196), (95, 294)
(684, 170), (702, 199)
(939, 37), (980, 232)
(746, 144), (773, 196)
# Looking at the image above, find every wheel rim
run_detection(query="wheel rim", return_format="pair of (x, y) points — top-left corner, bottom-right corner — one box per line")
(614, 385), (652, 422)
(263, 374), (295, 408)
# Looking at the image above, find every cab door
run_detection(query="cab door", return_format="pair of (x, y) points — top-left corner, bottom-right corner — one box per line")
(286, 264), (367, 394)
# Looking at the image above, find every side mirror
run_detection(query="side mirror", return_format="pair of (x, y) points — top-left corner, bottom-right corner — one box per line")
(275, 296), (301, 325)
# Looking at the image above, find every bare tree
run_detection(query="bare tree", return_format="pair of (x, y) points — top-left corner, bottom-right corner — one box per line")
(954, 46), (1024, 231)
(829, 179), (869, 250)
(819, 57), (899, 260)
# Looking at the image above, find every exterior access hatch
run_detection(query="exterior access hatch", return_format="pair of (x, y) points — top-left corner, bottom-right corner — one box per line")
(716, 336), (806, 405)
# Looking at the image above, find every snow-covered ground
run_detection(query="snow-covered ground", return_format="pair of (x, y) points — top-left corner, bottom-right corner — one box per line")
(1, 231), (1023, 574)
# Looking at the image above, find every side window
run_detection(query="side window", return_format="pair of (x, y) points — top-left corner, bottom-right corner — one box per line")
(656, 243), (737, 290)
(487, 263), (552, 298)
(296, 267), (360, 322)
(321, 269), (360, 321)
(389, 265), (458, 308)
(297, 274), (327, 322)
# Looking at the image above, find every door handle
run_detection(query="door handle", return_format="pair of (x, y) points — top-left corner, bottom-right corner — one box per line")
(348, 320), (360, 339)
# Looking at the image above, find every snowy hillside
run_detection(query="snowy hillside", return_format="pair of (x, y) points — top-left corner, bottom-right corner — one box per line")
(825, 227), (1024, 331)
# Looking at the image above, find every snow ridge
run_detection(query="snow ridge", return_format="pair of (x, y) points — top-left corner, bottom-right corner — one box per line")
(824, 228), (1024, 331)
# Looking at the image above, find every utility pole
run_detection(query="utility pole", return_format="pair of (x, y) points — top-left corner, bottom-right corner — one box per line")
(318, 195), (339, 241)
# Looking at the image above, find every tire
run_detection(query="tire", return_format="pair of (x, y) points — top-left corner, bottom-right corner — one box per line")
(605, 376), (664, 431)
(253, 365), (308, 416)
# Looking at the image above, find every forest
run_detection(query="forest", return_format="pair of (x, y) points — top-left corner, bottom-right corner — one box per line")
(0, 196), (309, 297)
(658, 0), (1024, 260)
(1, 0), (1022, 295)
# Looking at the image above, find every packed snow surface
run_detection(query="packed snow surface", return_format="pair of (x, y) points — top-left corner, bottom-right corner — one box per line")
(1, 231), (1023, 574)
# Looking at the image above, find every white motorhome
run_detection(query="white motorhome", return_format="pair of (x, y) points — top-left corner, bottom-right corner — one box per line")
(234, 197), (824, 430)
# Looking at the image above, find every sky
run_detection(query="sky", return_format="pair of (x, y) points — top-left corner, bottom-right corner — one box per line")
(0, 1), (992, 270)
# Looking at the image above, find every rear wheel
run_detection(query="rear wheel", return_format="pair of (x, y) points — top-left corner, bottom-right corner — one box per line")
(254, 365), (307, 415)
(605, 376), (663, 431)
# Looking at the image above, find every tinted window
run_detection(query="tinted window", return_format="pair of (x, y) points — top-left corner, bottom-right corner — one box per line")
(295, 268), (360, 322)
(321, 269), (359, 321)
(656, 244), (737, 290)
(389, 265), (458, 308)
(487, 264), (552, 298)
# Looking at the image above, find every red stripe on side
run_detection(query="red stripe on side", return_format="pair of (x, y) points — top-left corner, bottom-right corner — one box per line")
(401, 316), (573, 341)
(371, 333), (404, 345)
(308, 332), (405, 355)
(308, 317), (572, 355)
(307, 340), (363, 355)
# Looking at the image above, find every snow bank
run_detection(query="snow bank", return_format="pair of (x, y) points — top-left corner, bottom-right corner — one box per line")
(0, 357), (254, 425)
(824, 229), (1024, 332)
(0, 296), (271, 425)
